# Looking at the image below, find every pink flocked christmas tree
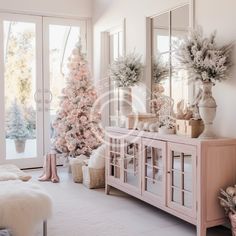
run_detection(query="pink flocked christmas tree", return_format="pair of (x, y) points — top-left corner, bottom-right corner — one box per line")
(52, 42), (103, 157)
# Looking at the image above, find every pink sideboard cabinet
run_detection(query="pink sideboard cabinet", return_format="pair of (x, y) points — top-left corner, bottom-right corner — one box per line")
(105, 127), (236, 236)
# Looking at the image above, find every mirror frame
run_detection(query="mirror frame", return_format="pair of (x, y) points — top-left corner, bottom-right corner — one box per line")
(146, 0), (195, 112)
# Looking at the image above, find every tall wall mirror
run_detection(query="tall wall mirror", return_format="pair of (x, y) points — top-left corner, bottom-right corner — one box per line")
(148, 1), (194, 112)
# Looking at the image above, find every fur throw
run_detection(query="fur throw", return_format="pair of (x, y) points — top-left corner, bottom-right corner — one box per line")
(0, 180), (52, 236)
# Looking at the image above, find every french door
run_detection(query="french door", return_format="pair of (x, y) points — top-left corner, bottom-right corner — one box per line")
(43, 17), (86, 155)
(0, 13), (86, 168)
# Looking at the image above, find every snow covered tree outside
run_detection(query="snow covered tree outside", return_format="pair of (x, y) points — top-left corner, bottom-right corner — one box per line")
(4, 21), (37, 158)
(52, 43), (103, 157)
(5, 23), (34, 107)
(6, 100), (28, 140)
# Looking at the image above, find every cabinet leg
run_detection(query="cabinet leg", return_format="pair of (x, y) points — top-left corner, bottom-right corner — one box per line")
(105, 184), (111, 195)
(197, 224), (206, 236)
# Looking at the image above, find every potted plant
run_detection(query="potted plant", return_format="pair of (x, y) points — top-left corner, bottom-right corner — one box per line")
(6, 100), (28, 153)
(219, 186), (236, 235)
(159, 116), (175, 135)
(176, 27), (234, 138)
(109, 52), (143, 126)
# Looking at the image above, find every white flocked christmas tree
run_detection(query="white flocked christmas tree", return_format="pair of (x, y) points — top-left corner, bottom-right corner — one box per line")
(52, 42), (103, 157)
(6, 100), (28, 140)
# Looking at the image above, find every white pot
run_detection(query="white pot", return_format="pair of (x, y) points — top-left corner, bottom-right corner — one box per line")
(118, 87), (132, 127)
(14, 139), (26, 153)
(198, 81), (217, 139)
(119, 87), (132, 114)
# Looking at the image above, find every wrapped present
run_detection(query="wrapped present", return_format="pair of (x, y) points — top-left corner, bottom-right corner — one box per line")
(82, 166), (105, 189)
(82, 145), (106, 189)
(176, 119), (204, 138)
(70, 155), (88, 183)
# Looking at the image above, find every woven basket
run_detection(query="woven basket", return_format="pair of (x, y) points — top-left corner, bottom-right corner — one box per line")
(70, 156), (87, 183)
(82, 166), (105, 189)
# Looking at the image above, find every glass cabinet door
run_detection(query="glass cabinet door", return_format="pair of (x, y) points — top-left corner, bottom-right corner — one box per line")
(142, 139), (166, 204)
(123, 137), (141, 193)
(107, 135), (122, 182)
(167, 143), (196, 218)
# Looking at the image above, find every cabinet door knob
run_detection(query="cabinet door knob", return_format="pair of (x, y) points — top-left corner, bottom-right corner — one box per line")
(167, 171), (171, 174)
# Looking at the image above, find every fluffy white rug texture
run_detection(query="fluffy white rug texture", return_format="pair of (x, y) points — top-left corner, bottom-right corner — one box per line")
(0, 165), (31, 181)
(0, 180), (52, 236)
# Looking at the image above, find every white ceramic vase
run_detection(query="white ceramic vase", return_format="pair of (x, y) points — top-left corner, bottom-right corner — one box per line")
(119, 87), (132, 127)
(119, 87), (132, 114)
(198, 81), (217, 139)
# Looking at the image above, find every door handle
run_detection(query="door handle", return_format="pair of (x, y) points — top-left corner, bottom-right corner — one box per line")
(44, 89), (53, 104)
(34, 90), (42, 103)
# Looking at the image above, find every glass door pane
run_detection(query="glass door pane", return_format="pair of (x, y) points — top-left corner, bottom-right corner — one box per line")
(167, 143), (196, 217)
(170, 151), (194, 208)
(43, 18), (86, 153)
(108, 137), (121, 180)
(142, 139), (166, 203)
(4, 20), (37, 159)
(0, 14), (43, 168)
(171, 5), (191, 111)
(151, 12), (170, 97)
(123, 139), (140, 190)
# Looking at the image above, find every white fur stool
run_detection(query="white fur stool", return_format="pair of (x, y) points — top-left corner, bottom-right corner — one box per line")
(0, 180), (52, 236)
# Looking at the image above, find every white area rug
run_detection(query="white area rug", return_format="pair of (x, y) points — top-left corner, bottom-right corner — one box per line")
(0, 180), (52, 236)
(28, 168), (230, 236)
(0, 164), (31, 181)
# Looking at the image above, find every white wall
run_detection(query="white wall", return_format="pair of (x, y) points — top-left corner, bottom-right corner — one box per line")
(0, 0), (92, 18)
(93, 0), (236, 138)
(195, 0), (236, 138)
